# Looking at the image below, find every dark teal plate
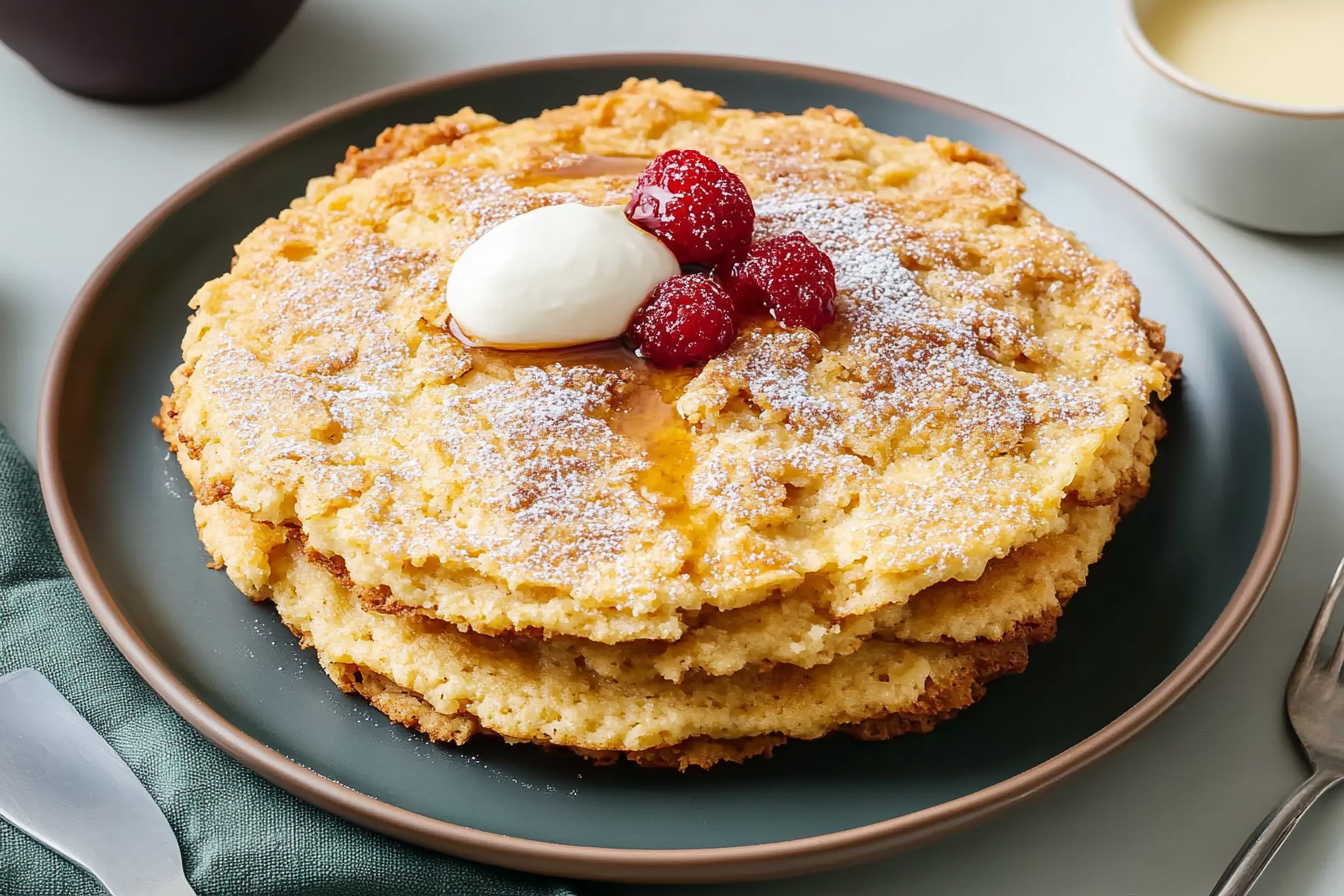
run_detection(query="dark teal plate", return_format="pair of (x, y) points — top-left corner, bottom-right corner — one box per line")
(39, 55), (1297, 883)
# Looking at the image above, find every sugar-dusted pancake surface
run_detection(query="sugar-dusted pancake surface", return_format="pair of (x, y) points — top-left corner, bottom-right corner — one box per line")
(164, 78), (1171, 645)
(162, 397), (1158, 685)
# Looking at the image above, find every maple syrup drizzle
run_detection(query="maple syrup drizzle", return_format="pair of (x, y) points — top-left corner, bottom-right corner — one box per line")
(507, 154), (651, 187)
(449, 315), (695, 510)
(446, 317), (625, 355)
(449, 151), (694, 512)
(610, 378), (695, 515)
(452, 318), (637, 369)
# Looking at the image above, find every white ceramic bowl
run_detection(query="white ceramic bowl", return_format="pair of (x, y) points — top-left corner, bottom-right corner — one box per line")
(1120, 0), (1344, 234)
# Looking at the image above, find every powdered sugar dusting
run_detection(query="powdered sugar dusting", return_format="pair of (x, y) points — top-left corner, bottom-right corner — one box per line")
(449, 174), (585, 248)
(430, 366), (651, 572)
(194, 236), (438, 509)
(195, 173), (588, 489)
(186, 172), (1118, 621)
(685, 188), (1109, 595)
(746, 190), (1101, 452)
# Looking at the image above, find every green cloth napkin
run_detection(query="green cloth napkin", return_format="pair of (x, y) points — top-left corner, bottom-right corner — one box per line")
(0, 422), (580, 896)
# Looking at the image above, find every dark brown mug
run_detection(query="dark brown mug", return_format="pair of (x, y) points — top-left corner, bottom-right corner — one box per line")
(0, 0), (305, 103)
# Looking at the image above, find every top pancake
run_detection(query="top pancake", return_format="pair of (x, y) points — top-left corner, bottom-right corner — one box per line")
(164, 78), (1171, 644)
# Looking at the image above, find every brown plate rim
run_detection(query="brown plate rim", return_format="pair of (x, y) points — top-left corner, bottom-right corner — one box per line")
(37, 52), (1300, 883)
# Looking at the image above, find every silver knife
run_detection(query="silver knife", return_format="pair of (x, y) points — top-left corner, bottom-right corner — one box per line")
(0, 668), (197, 896)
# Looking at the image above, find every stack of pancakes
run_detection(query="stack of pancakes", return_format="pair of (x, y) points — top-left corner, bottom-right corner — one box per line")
(158, 80), (1175, 769)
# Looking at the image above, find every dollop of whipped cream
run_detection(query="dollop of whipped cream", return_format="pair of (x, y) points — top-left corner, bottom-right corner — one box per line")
(445, 204), (680, 348)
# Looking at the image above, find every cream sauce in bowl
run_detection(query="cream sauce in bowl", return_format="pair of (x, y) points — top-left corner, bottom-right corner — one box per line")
(1142, 0), (1344, 109)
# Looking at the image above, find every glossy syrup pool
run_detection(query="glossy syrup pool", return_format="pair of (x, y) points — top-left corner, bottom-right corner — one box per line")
(458, 151), (701, 523)
(465, 337), (697, 515)
(506, 153), (651, 187)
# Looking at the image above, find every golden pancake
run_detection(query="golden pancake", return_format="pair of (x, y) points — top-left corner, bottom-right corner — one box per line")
(571, 406), (1161, 683)
(162, 79), (1172, 645)
(327, 648), (1025, 771)
(163, 391), (1159, 683)
(197, 497), (1031, 760)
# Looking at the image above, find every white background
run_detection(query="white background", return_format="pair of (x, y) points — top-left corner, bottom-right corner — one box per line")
(2, 1), (1343, 893)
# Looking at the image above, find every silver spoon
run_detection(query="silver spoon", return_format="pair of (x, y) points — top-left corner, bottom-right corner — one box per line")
(0, 668), (197, 896)
(1211, 557), (1344, 895)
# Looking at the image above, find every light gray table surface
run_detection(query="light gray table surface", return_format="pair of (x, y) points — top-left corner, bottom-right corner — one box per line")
(1, 1), (1342, 893)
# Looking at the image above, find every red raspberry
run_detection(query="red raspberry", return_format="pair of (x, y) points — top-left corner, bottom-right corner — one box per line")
(625, 149), (755, 268)
(627, 274), (737, 368)
(715, 254), (766, 317)
(720, 231), (836, 330)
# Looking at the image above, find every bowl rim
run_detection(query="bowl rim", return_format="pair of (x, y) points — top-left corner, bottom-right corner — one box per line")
(37, 52), (1300, 883)
(1118, 0), (1344, 120)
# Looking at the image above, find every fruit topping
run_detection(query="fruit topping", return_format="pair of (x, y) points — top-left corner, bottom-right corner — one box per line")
(715, 254), (765, 316)
(617, 157), (835, 367)
(627, 274), (738, 368)
(721, 231), (837, 330)
(625, 149), (755, 268)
